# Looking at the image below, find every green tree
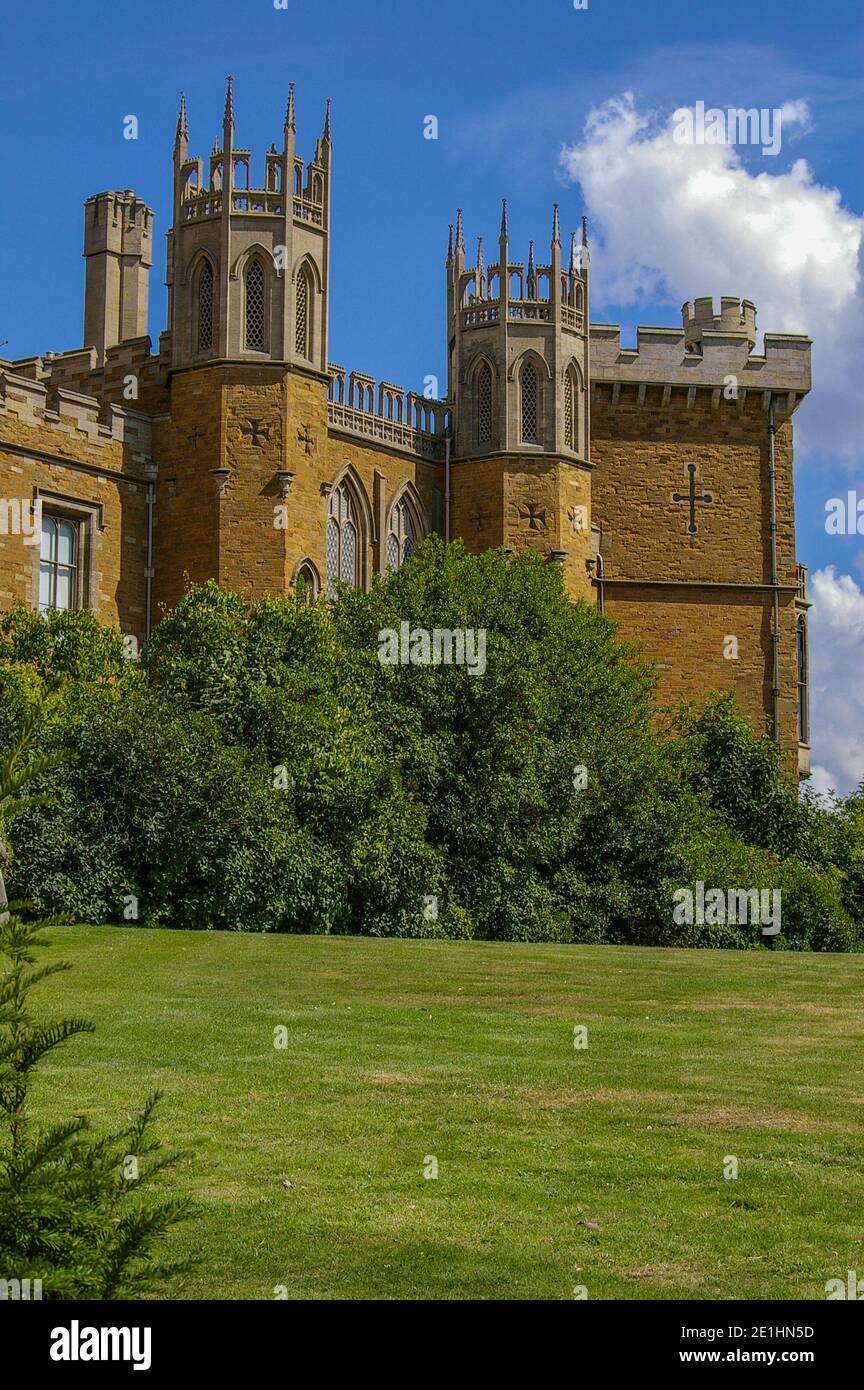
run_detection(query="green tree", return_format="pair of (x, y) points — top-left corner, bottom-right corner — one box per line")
(0, 713), (196, 1299)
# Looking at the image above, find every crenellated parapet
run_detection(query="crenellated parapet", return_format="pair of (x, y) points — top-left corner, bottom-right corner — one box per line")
(591, 298), (811, 415)
(0, 368), (154, 466)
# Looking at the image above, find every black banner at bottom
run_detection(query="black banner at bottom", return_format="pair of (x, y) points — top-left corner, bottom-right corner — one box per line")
(4, 1298), (859, 1376)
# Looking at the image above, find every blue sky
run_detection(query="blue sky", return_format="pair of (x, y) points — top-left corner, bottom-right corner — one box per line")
(2, 0), (863, 790)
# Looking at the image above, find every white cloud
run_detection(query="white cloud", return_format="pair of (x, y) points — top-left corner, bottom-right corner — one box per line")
(807, 567), (864, 796)
(557, 96), (864, 791)
(560, 94), (864, 458)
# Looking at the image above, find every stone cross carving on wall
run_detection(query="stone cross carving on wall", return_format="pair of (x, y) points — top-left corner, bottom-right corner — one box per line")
(672, 464), (713, 534)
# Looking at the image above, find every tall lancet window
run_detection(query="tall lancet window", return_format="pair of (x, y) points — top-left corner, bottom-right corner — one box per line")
(564, 366), (578, 451)
(475, 360), (492, 446)
(326, 483), (360, 594)
(387, 499), (416, 571)
(521, 361), (539, 444)
(197, 261), (214, 352)
(295, 266), (311, 359)
(797, 615), (810, 744)
(245, 259), (265, 350)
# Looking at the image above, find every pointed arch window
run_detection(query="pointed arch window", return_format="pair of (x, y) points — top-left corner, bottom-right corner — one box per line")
(475, 360), (492, 446)
(295, 265), (311, 360)
(564, 365), (579, 452)
(197, 261), (214, 352)
(326, 482), (362, 594)
(521, 360), (539, 444)
(797, 615), (810, 744)
(294, 561), (319, 605)
(387, 499), (417, 571)
(245, 258), (266, 350)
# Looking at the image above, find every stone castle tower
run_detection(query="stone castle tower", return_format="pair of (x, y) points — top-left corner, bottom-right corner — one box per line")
(0, 80), (812, 773)
(447, 203), (594, 600)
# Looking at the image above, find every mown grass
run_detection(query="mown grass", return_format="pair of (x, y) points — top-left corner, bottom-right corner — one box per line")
(32, 927), (864, 1300)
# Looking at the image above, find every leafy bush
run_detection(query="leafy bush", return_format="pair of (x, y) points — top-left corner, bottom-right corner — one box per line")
(2, 544), (861, 949)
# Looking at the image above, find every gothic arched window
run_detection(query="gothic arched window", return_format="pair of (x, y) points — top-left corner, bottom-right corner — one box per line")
(326, 482), (361, 594)
(564, 365), (579, 452)
(797, 615), (810, 743)
(294, 561), (319, 605)
(197, 261), (214, 352)
(521, 360), (539, 444)
(387, 499), (417, 571)
(475, 360), (492, 446)
(295, 265), (311, 360)
(245, 258), (266, 350)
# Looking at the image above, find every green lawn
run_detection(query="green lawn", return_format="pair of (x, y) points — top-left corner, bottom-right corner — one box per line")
(32, 927), (864, 1300)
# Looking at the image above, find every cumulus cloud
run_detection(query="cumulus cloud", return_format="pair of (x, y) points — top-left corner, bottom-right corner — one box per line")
(559, 94), (864, 458)
(559, 97), (864, 792)
(805, 567), (864, 797)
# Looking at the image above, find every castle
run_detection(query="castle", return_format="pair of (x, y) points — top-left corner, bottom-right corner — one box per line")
(0, 81), (812, 771)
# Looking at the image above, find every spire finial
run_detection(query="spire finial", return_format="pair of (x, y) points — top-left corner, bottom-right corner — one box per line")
(175, 92), (188, 147)
(455, 208), (465, 252)
(323, 97), (332, 141)
(224, 74), (235, 130)
(285, 82), (296, 133)
(447, 223), (454, 264)
(569, 231), (578, 275)
(213, 134), (220, 155)
(527, 239), (537, 299)
(500, 198), (509, 240)
(552, 203), (561, 247)
(582, 214), (589, 247)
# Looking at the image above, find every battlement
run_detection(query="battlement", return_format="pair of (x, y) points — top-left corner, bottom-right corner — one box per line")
(0, 368), (153, 462)
(84, 190), (153, 262)
(682, 296), (757, 351)
(327, 364), (449, 461)
(590, 306), (811, 409)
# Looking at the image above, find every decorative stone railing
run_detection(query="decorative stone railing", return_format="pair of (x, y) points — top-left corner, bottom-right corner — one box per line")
(293, 198), (323, 225)
(231, 192), (285, 215)
(461, 297), (573, 328)
(508, 299), (551, 322)
(183, 194), (224, 221)
(327, 402), (445, 460)
(461, 302), (501, 328)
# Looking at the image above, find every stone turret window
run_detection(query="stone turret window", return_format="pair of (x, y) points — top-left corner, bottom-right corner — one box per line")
(326, 483), (361, 594)
(521, 361), (539, 444)
(387, 499), (416, 571)
(475, 360), (492, 445)
(295, 266), (311, 359)
(564, 365), (579, 452)
(244, 259), (266, 350)
(197, 261), (214, 352)
(797, 615), (810, 744)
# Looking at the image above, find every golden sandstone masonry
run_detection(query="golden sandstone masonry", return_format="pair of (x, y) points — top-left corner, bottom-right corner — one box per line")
(0, 82), (812, 772)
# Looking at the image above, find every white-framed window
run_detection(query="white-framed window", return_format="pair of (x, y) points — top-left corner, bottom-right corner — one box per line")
(39, 513), (81, 612)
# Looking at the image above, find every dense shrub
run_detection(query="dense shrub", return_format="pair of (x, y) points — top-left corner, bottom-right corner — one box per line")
(2, 544), (861, 949)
